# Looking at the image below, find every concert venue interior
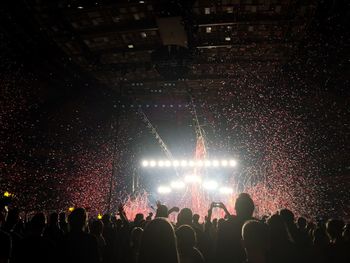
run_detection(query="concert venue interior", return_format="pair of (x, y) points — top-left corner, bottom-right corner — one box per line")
(1, 0), (349, 225)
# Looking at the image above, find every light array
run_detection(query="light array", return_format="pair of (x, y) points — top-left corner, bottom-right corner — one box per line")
(141, 159), (237, 168)
(157, 178), (233, 195)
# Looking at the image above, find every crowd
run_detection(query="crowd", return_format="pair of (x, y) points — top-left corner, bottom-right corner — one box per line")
(0, 193), (349, 263)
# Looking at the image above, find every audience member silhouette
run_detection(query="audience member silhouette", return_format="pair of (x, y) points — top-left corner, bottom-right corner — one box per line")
(176, 224), (205, 263)
(61, 208), (99, 263)
(242, 220), (269, 263)
(0, 201), (11, 263)
(267, 214), (297, 263)
(59, 212), (68, 234)
(138, 218), (179, 263)
(43, 212), (63, 245)
(326, 219), (349, 262)
(16, 212), (56, 263)
(130, 227), (143, 263)
(101, 214), (117, 263)
(177, 208), (193, 226)
(0, 193), (349, 263)
(90, 219), (106, 262)
(216, 193), (254, 263)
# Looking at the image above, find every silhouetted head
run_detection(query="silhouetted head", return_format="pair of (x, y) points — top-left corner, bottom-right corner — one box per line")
(0, 201), (8, 226)
(131, 227), (143, 248)
(138, 218), (179, 263)
(102, 214), (111, 226)
(313, 227), (329, 246)
(4, 207), (20, 230)
(242, 220), (269, 255)
(59, 212), (66, 223)
(177, 208), (193, 226)
(235, 193), (255, 219)
(90, 219), (104, 236)
(267, 214), (292, 243)
(134, 213), (144, 223)
(155, 205), (168, 218)
(297, 217), (307, 229)
(326, 219), (344, 242)
(192, 214), (200, 224)
(279, 209), (294, 225)
(49, 212), (59, 225)
(31, 212), (46, 234)
(176, 225), (196, 252)
(68, 208), (87, 231)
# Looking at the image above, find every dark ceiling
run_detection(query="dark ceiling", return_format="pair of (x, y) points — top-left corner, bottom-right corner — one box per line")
(22, 0), (318, 98)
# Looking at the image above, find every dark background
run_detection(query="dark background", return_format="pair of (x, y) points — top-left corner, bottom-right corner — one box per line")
(0, 0), (349, 216)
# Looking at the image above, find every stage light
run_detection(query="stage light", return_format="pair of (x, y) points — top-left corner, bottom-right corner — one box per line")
(221, 160), (228, 166)
(204, 160), (211, 167)
(219, 187), (233, 194)
(97, 213), (103, 220)
(229, 160), (237, 167)
(184, 175), (201, 183)
(196, 160), (203, 167)
(180, 160), (188, 167)
(202, 180), (218, 190)
(141, 158), (237, 168)
(158, 186), (171, 194)
(68, 207), (75, 212)
(170, 180), (185, 189)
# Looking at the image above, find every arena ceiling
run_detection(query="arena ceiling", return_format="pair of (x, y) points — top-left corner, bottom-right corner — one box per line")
(25, 0), (317, 101)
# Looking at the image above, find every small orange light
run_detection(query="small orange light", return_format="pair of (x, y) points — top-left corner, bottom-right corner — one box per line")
(68, 207), (75, 212)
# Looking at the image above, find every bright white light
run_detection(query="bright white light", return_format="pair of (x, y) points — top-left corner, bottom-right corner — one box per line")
(204, 160), (211, 167)
(141, 159), (237, 168)
(150, 160), (156, 167)
(196, 160), (203, 167)
(158, 160), (164, 167)
(202, 180), (218, 190)
(219, 187), (233, 194)
(229, 159), (237, 167)
(225, 36), (231, 41)
(158, 186), (171, 194)
(128, 44), (134, 49)
(221, 160), (228, 166)
(180, 160), (188, 167)
(184, 175), (201, 183)
(170, 180), (185, 189)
